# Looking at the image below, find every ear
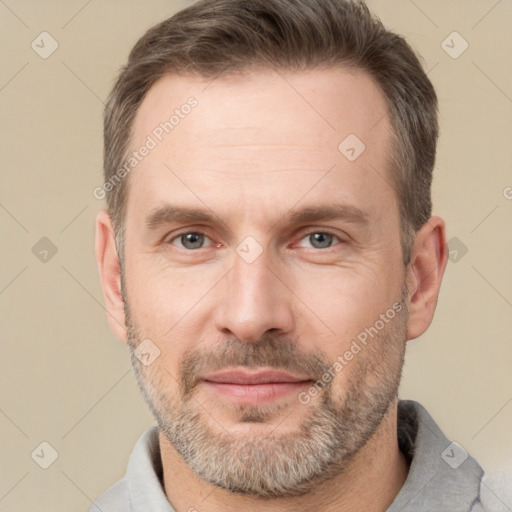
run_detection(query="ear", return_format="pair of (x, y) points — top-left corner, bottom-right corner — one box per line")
(95, 210), (127, 343)
(405, 216), (449, 341)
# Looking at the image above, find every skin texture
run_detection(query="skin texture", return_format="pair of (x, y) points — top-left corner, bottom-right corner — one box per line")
(96, 66), (448, 511)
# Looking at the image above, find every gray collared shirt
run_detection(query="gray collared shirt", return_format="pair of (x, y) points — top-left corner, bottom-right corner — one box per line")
(87, 400), (487, 511)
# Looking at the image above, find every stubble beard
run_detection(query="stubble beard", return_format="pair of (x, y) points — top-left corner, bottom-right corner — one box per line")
(124, 288), (408, 498)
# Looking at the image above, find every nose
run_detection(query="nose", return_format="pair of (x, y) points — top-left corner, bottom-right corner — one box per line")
(213, 246), (295, 343)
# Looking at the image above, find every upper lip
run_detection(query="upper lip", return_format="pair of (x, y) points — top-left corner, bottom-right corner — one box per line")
(201, 369), (311, 385)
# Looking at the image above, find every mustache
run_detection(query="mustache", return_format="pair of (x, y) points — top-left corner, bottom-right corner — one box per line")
(179, 335), (332, 396)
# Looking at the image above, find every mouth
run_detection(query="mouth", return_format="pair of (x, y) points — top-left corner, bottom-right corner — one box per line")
(200, 368), (313, 405)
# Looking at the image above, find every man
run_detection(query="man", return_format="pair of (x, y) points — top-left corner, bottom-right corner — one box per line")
(92, 0), (488, 510)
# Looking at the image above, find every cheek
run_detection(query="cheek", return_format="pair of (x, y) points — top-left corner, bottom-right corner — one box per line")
(292, 265), (399, 344)
(125, 263), (221, 370)
(126, 261), (208, 327)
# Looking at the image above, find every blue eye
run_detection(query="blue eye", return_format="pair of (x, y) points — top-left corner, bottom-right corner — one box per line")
(166, 230), (343, 251)
(171, 232), (211, 250)
(299, 231), (341, 249)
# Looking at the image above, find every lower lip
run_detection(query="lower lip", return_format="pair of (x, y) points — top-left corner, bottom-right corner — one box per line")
(201, 380), (312, 405)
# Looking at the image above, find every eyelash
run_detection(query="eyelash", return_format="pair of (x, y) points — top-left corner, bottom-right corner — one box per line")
(165, 229), (344, 250)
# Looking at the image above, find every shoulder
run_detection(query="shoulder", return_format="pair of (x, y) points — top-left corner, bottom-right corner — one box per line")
(86, 476), (130, 512)
(388, 400), (486, 511)
(479, 466), (512, 512)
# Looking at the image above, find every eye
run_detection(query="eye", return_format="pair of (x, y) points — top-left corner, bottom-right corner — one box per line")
(297, 231), (343, 249)
(165, 230), (343, 251)
(169, 231), (212, 250)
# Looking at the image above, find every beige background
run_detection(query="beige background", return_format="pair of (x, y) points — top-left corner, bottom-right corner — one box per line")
(1, 0), (511, 510)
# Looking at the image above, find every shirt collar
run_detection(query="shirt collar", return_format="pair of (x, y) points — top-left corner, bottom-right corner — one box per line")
(388, 399), (484, 511)
(126, 426), (174, 511)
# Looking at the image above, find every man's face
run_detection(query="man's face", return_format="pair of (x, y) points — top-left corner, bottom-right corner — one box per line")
(121, 67), (408, 497)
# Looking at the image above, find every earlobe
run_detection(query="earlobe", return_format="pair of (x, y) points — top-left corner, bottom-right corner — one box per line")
(405, 216), (449, 341)
(95, 210), (128, 343)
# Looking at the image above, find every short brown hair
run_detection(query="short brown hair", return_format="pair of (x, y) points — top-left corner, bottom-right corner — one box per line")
(104, 0), (438, 266)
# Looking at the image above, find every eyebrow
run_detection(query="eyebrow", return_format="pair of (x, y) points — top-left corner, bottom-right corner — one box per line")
(144, 203), (370, 231)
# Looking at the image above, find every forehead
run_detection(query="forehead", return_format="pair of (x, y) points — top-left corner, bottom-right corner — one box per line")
(132, 65), (391, 151)
(127, 66), (395, 225)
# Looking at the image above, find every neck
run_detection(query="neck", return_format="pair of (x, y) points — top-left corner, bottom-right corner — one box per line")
(159, 399), (409, 512)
